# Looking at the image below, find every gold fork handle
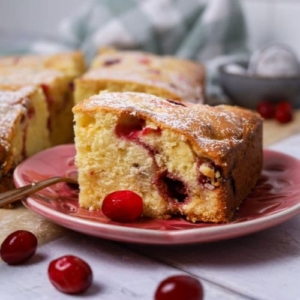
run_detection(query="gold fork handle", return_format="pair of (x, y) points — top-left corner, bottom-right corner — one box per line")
(0, 177), (78, 208)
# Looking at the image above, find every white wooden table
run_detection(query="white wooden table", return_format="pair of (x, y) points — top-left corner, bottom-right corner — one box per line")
(1, 112), (300, 300)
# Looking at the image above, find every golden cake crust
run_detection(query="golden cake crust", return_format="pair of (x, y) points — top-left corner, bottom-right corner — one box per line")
(74, 92), (261, 162)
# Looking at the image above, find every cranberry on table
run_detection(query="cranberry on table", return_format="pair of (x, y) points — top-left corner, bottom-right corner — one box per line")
(48, 255), (93, 294)
(256, 100), (275, 119)
(256, 99), (294, 124)
(155, 275), (204, 300)
(275, 101), (293, 123)
(102, 190), (143, 222)
(0, 230), (38, 265)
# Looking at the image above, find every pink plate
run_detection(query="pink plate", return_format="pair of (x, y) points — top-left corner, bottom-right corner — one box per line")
(13, 144), (300, 245)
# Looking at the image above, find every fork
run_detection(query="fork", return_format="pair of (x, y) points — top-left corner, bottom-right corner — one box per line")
(0, 177), (78, 207)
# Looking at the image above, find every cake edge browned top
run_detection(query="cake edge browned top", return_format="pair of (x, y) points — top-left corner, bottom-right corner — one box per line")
(73, 92), (263, 163)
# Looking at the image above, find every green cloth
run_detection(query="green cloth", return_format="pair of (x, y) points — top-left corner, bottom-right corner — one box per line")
(30, 0), (249, 103)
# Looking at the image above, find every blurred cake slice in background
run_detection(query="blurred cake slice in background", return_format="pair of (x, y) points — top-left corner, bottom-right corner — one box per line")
(0, 51), (86, 145)
(74, 48), (205, 105)
(0, 51), (86, 79)
(0, 86), (50, 192)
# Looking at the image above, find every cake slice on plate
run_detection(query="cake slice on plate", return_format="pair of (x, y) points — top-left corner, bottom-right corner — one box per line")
(73, 92), (263, 223)
(74, 48), (205, 105)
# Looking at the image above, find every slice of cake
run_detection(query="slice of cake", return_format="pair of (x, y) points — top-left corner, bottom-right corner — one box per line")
(0, 86), (50, 192)
(73, 92), (263, 223)
(74, 48), (205, 105)
(0, 51), (86, 146)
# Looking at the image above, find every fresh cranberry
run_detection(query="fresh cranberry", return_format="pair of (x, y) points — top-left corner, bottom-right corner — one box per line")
(275, 101), (293, 123)
(48, 255), (93, 294)
(256, 100), (275, 119)
(102, 190), (143, 222)
(155, 275), (204, 300)
(0, 230), (38, 265)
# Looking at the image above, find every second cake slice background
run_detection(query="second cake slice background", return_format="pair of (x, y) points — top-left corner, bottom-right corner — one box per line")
(75, 48), (205, 105)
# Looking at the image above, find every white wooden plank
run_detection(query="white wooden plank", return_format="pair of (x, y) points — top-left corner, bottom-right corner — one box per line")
(0, 233), (252, 300)
(129, 213), (300, 300)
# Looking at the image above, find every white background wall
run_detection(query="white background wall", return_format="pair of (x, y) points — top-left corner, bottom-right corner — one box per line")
(241, 0), (300, 56)
(0, 0), (300, 58)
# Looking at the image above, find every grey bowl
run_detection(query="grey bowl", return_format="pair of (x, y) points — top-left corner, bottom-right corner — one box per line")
(218, 62), (300, 109)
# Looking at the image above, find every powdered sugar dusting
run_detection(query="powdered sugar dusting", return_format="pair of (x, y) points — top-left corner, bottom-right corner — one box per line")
(0, 68), (64, 86)
(0, 54), (49, 68)
(0, 104), (26, 152)
(77, 92), (260, 156)
(0, 86), (35, 104)
(0, 87), (37, 157)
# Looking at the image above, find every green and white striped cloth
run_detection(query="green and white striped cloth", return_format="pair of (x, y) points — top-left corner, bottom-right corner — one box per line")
(31, 0), (249, 103)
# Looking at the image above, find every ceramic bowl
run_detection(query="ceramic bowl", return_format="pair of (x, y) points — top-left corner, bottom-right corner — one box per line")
(218, 62), (300, 109)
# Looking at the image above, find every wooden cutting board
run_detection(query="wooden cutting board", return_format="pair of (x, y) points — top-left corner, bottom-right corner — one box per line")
(263, 110), (300, 146)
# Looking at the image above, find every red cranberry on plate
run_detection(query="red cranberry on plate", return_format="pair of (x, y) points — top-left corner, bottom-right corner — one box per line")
(102, 190), (143, 222)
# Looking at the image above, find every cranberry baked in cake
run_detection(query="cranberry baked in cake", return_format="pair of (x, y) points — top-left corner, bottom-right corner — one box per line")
(74, 48), (205, 105)
(73, 92), (263, 223)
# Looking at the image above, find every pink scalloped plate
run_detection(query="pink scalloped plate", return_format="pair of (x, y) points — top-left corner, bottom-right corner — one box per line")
(13, 144), (300, 245)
